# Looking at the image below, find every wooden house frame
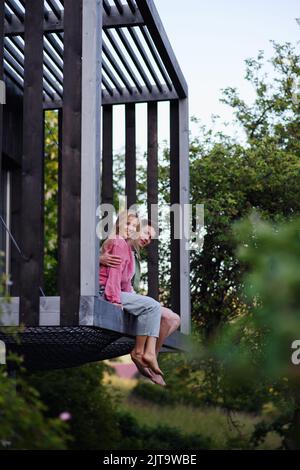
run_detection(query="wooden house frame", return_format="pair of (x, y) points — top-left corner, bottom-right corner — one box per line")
(0, 0), (190, 370)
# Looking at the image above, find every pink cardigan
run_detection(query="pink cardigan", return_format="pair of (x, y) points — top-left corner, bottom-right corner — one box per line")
(99, 235), (135, 304)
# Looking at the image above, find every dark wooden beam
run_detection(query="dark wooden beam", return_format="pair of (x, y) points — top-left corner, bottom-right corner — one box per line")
(4, 5), (143, 35)
(135, 0), (188, 99)
(170, 99), (180, 314)
(5, 10), (64, 36)
(103, 5), (144, 28)
(42, 84), (178, 109)
(2, 81), (23, 165)
(147, 102), (159, 300)
(102, 84), (177, 106)
(125, 103), (136, 209)
(20, 0), (44, 326)
(102, 105), (113, 206)
(59, 0), (82, 326)
(0, 0), (4, 182)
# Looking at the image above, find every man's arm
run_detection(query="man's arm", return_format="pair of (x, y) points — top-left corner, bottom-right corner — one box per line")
(100, 251), (122, 268)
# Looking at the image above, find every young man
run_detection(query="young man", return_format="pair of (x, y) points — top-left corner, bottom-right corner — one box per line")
(100, 219), (181, 386)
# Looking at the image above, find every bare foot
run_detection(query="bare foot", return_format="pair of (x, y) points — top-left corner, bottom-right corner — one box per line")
(134, 363), (152, 379)
(134, 363), (167, 387)
(148, 369), (167, 387)
(142, 352), (164, 376)
(131, 351), (148, 370)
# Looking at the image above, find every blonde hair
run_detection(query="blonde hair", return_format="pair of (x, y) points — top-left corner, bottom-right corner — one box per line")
(101, 210), (141, 258)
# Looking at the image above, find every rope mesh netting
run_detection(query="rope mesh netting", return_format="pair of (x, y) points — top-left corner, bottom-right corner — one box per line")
(0, 326), (135, 370)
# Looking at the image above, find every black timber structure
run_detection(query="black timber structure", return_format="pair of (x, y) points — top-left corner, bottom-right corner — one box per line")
(0, 0), (190, 371)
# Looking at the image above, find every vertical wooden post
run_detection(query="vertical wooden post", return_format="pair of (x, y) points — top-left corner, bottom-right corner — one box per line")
(170, 100), (180, 315)
(147, 101), (159, 300)
(125, 103), (136, 209)
(178, 98), (191, 334)
(102, 105), (113, 206)
(20, 0), (44, 326)
(57, 108), (63, 295)
(11, 167), (22, 297)
(170, 99), (191, 334)
(0, 0), (4, 181)
(60, 0), (82, 325)
(80, 0), (102, 298)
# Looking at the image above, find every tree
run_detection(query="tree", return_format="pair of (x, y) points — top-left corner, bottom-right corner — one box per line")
(188, 41), (300, 338)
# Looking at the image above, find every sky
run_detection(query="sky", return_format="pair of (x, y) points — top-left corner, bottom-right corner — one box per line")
(112, 0), (300, 157)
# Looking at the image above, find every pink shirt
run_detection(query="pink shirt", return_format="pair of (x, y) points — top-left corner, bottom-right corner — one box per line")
(99, 235), (135, 304)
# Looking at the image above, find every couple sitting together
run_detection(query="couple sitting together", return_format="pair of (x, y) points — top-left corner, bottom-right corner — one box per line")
(99, 210), (180, 386)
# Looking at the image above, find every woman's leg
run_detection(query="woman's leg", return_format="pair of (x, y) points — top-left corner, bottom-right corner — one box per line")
(120, 292), (163, 375)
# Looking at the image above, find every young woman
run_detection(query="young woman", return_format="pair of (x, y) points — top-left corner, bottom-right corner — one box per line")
(99, 211), (163, 377)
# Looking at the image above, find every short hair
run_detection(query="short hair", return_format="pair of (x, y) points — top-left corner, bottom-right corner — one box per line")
(140, 218), (161, 236)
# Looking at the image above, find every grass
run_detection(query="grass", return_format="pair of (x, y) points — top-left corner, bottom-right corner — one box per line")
(104, 372), (282, 450)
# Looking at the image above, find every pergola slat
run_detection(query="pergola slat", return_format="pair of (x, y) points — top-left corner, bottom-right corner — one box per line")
(104, 28), (143, 93)
(102, 57), (123, 95)
(4, 5), (12, 23)
(127, 0), (136, 14)
(103, 0), (111, 16)
(4, 38), (61, 100)
(19, 0), (45, 326)
(46, 32), (63, 57)
(46, 0), (62, 19)
(103, 42), (132, 94)
(44, 37), (63, 71)
(102, 74), (114, 96)
(6, 0), (24, 23)
(128, 26), (162, 92)
(140, 25), (172, 91)
(135, 0), (188, 98)
(4, 47), (62, 99)
(113, 0), (124, 15)
(116, 28), (152, 93)
(4, 60), (23, 89)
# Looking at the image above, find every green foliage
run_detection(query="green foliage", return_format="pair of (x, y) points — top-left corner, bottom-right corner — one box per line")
(0, 368), (69, 449)
(0, 259), (69, 450)
(195, 214), (300, 447)
(44, 111), (59, 295)
(27, 363), (122, 450)
(115, 410), (212, 450)
(189, 42), (300, 338)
